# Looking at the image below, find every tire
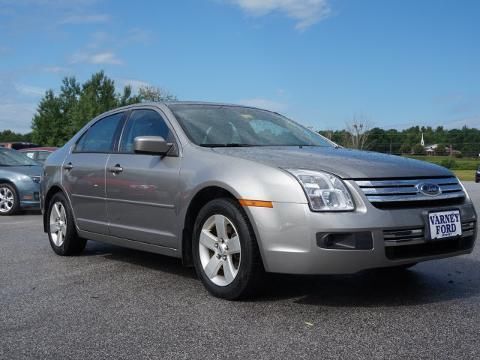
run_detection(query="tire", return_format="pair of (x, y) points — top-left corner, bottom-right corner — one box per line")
(0, 183), (20, 216)
(192, 198), (264, 300)
(47, 192), (86, 256)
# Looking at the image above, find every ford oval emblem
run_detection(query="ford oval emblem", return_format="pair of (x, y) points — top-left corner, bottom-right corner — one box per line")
(417, 182), (442, 196)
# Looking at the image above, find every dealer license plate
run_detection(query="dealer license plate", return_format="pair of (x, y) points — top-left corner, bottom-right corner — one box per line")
(428, 210), (462, 240)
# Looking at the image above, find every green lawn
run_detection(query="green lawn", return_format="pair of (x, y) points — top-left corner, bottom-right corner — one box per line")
(406, 155), (480, 171)
(402, 155), (478, 181)
(453, 170), (475, 182)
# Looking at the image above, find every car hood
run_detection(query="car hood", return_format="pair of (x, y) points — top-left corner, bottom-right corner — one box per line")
(0, 165), (42, 177)
(211, 146), (453, 179)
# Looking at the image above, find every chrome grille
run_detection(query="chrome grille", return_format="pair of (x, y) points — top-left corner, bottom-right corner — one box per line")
(384, 221), (475, 247)
(355, 177), (464, 204)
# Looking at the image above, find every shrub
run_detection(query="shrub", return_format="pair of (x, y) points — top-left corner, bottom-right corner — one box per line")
(412, 144), (425, 155)
(439, 158), (457, 169)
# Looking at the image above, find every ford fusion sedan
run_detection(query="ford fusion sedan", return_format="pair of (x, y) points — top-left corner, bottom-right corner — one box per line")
(41, 102), (476, 299)
(0, 148), (42, 215)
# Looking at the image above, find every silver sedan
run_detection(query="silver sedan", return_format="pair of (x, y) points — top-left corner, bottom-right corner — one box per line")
(41, 102), (476, 299)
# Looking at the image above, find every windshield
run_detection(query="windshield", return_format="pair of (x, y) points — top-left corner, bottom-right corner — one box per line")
(0, 148), (39, 166)
(168, 104), (332, 147)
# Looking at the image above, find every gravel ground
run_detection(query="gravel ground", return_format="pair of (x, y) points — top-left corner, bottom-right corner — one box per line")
(1, 183), (480, 359)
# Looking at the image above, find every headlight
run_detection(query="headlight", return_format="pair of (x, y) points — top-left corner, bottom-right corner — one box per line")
(286, 169), (354, 211)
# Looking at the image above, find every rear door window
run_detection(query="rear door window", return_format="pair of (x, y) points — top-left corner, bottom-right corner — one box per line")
(75, 112), (124, 153)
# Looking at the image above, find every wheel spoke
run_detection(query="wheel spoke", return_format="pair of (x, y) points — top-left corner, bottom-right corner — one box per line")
(227, 235), (241, 254)
(223, 257), (236, 283)
(50, 222), (59, 233)
(54, 203), (61, 218)
(199, 229), (217, 251)
(214, 215), (227, 239)
(204, 255), (222, 279)
(60, 206), (67, 221)
(57, 230), (63, 246)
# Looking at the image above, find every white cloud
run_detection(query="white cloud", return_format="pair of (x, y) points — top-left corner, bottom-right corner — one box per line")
(43, 66), (70, 73)
(238, 97), (287, 112)
(14, 83), (45, 97)
(71, 51), (122, 65)
(229, 0), (331, 30)
(117, 78), (151, 92)
(0, 102), (37, 133)
(60, 13), (110, 24)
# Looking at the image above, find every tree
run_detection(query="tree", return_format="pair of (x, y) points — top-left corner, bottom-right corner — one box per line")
(118, 85), (141, 107)
(0, 130), (31, 142)
(70, 71), (118, 131)
(399, 143), (411, 154)
(138, 85), (177, 102)
(30, 71), (159, 146)
(345, 115), (372, 150)
(412, 144), (425, 155)
(31, 90), (63, 146)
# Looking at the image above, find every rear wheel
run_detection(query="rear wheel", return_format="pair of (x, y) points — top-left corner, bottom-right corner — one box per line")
(192, 198), (264, 300)
(0, 183), (19, 216)
(47, 192), (86, 255)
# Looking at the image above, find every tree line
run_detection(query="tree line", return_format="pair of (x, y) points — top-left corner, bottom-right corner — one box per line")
(320, 125), (480, 157)
(29, 71), (176, 146)
(1, 71), (479, 156)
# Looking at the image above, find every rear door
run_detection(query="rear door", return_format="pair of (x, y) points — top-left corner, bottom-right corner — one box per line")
(63, 112), (125, 234)
(105, 108), (181, 248)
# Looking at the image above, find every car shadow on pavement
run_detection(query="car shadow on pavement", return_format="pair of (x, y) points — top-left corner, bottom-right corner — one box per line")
(82, 240), (197, 280)
(257, 257), (480, 306)
(81, 240), (479, 306)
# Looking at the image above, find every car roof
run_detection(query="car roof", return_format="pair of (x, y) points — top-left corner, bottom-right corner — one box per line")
(111, 101), (278, 114)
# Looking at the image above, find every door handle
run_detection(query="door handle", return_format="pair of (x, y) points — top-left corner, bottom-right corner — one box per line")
(109, 164), (123, 174)
(63, 162), (73, 171)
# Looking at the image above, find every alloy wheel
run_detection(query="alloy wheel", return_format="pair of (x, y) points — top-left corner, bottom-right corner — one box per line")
(198, 214), (242, 286)
(50, 201), (67, 247)
(0, 186), (15, 213)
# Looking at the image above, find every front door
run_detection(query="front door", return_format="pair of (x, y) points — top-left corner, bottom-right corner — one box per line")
(105, 109), (181, 249)
(63, 112), (124, 234)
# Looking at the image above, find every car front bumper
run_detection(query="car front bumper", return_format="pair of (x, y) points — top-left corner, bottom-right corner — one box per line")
(246, 200), (477, 275)
(18, 182), (41, 210)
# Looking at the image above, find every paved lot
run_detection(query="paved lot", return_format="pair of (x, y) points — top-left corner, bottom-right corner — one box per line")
(1, 183), (480, 359)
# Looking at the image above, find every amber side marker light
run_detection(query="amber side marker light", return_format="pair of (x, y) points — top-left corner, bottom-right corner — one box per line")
(238, 199), (273, 208)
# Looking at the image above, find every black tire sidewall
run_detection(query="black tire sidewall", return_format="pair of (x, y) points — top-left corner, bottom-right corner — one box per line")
(192, 198), (261, 300)
(0, 183), (19, 216)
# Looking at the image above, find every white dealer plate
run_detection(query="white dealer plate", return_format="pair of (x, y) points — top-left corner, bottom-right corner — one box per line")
(428, 210), (462, 240)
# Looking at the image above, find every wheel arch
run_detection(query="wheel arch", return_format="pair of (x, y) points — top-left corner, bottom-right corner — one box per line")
(181, 185), (261, 267)
(43, 185), (69, 233)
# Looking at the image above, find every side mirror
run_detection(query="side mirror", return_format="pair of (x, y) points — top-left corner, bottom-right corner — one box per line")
(134, 136), (173, 155)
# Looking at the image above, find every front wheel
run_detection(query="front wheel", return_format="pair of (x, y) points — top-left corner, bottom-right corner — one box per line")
(192, 198), (264, 300)
(0, 183), (19, 215)
(47, 192), (86, 255)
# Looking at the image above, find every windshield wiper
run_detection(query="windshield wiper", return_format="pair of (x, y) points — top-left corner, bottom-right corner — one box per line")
(200, 143), (254, 148)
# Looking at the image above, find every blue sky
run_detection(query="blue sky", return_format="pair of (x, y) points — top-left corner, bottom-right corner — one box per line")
(0, 0), (479, 133)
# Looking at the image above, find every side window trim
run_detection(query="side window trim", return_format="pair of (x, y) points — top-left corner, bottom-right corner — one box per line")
(116, 108), (179, 156)
(72, 111), (127, 154)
